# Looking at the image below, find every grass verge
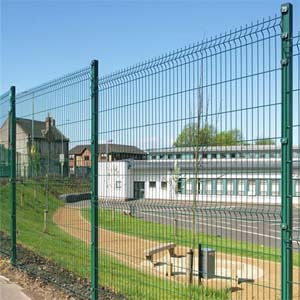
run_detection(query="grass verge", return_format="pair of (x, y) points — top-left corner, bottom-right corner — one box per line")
(0, 181), (229, 300)
(82, 207), (299, 267)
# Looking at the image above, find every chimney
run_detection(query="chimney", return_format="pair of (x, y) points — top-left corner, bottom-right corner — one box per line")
(45, 114), (55, 131)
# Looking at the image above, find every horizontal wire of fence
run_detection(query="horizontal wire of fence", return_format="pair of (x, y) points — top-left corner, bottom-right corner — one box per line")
(11, 67), (96, 299)
(95, 8), (296, 300)
(292, 30), (300, 299)
(0, 3), (300, 300)
(0, 90), (11, 257)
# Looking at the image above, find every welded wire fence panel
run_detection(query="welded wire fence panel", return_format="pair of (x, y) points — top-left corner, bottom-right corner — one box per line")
(14, 68), (94, 299)
(0, 91), (11, 256)
(96, 13), (292, 300)
(1, 4), (299, 300)
(292, 31), (300, 299)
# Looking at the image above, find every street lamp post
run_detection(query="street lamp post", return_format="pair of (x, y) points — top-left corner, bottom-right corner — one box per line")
(106, 139), (113, 162)
(60, 132), (64, 177)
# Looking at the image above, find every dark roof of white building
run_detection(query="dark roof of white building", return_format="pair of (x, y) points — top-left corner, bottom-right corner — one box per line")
(128, 159), (300, 172)
(148, 145), (300, 154)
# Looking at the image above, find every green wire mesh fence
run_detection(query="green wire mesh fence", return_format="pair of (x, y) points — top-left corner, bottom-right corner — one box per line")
(0, 90), (11, 257)
(0, 3), (299, 300)
(292, 30), (300, 299)
(14, 67), (94, 299)
(96, 4), (298, 300)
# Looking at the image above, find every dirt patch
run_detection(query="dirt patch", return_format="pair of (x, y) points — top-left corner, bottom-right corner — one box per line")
(53, 206), (300, 300)
(0, 232), (126, 300)
(53, 206), (160, 267)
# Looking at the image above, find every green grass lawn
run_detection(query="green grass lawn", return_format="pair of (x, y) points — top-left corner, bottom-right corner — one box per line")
(0, 181), (229, 300)
(82, 207), (299, 267)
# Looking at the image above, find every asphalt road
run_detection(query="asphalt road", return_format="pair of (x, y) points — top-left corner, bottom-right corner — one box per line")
(69, 199), (300, 250)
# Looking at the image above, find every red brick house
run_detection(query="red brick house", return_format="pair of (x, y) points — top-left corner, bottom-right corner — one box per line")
(69, 144), (146, 176)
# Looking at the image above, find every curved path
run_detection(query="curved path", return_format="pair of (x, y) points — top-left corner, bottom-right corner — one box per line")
(53, 206), (158, 267)
(53, 206), (299, 299)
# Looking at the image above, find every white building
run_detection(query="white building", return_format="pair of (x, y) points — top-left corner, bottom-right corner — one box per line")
(98, 145), (300, 204)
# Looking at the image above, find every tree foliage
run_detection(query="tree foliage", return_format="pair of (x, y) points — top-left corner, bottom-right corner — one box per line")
(173, 123), (243, 147)
(213, 129), (243, 146)
(31, 144), (41, 177)
(255, 138), (275, 145)
(173, 123), (216, 147)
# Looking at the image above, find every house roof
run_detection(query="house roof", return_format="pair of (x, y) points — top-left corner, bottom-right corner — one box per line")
(69, 144), (146, 155)
(16, 118), (68, 142)
(69, 145), (87, 155)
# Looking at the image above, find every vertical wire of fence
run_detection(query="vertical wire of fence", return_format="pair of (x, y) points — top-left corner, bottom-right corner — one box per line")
(0, 90), (11, 257)
(96, 10), (289, 300)
(0, 3), (299, 300)
(12, 67), (94, 299)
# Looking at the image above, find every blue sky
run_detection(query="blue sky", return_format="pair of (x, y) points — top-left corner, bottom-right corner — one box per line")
(1, 0), (299, 149)
(1, 0), (299, 93)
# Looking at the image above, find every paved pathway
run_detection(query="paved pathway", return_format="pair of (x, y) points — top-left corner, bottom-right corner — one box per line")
(53, 205), (300, 300)
(0, 275), (31, 300)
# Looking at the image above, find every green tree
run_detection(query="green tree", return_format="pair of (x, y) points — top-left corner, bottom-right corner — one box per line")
(31, 144), (41, 177)
(213, 129), (243, 146)
(173, 123), (216, 147)
(255, 138), (275, 145)
(173, 124), (243, 147)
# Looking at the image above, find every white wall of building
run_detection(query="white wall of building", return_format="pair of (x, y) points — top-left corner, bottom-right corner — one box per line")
(98, 161), (300, 204)
(98, 161), (133, 199)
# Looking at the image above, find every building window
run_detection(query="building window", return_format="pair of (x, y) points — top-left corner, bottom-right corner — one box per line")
(198, 179), (202, 194)
(161, 181), (167, 189)
(211, 153), (217, 159)
(176, 179), (182, 193)
(176, 154), (182, 159)
(84, 156), (89, 161)
(186, 179), (193, 194)
(116, 181), (121, 189)
(149, 181), (156, 188)
(217, 179), (223, 195)
(260, 179), (268, 196)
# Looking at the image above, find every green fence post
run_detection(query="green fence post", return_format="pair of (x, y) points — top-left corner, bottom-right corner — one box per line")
(91, 60), (99, 300)
(10, 86), (16, 266)
(281, 3), (293, 300)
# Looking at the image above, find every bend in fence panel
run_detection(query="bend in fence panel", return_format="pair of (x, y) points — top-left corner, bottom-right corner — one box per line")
(97, 8), (289, 300)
